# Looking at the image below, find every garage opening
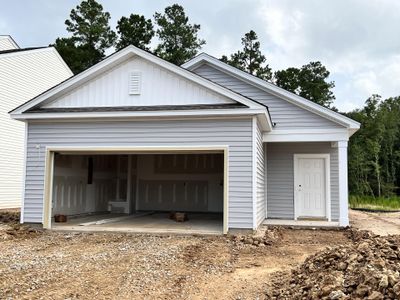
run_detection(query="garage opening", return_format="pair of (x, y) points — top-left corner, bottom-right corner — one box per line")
(49, 151), (225, 234)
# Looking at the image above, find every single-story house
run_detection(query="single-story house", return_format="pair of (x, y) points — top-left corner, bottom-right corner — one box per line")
(10, 45), (360, 234)
(0, 35), (72, 209)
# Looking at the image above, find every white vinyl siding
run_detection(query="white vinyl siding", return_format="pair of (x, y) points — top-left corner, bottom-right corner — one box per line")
(255, 119), (265, 226)
(43, 57), (234, 108)
(266, 143), (339, 221)
(0, 48), (72, 208)
(193, 64), (343, 130)
(0, 36), (18, 51)
(23, 118), (254, 228)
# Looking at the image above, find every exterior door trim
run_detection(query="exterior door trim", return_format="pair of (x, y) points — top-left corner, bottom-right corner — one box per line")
(293, 154), (331, 221)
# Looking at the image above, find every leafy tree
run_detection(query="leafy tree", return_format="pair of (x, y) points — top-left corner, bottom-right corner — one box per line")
(53, 37), (102, 74)
(154, 4), (205, 65)
(347, 95), (400, 197)
(275, 61), (335, 108)
(273, 67), (300, 92)
(116, 14), (154, 50)
(53, 0), (116, 73)
(221, 30), (272, 81)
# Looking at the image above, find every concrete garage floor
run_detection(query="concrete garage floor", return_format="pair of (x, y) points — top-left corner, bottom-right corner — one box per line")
(52, 212), (223, 235)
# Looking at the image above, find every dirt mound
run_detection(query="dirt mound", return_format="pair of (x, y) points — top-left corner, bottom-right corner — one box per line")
(266, 230), (400, 299)
(266, 229), (400, 299)
(232, 226), (283, 247)
(0, 209), (20, 224)
(0, 223), (42, 240)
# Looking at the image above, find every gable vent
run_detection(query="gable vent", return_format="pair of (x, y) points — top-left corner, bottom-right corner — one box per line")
(128, 71), (141, 95)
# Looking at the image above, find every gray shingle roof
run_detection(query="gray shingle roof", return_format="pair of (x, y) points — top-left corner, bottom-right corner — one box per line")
(27, 103), (246, 113)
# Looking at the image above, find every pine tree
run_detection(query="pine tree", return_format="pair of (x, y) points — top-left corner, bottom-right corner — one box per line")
(154, 4), (205, 65)
(221, 30), (272, 81)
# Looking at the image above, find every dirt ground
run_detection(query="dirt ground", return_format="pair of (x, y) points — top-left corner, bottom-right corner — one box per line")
(350, 209), (400, 236)
(0, 209), (399, 299)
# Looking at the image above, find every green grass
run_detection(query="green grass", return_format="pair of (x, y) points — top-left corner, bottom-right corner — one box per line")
(349, 195), (400, 211)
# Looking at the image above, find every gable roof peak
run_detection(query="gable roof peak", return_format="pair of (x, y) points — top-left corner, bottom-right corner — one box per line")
(182, 52), (360, 131)
(9, 45), (272, 130)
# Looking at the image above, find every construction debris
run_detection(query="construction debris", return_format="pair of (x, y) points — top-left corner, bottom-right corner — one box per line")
(266, 229), (400, 299)
(233, 226), (283, 246)
(0, 223), (41, 240)
(0, 209), (19, 223)
(0, 221), (350, 299)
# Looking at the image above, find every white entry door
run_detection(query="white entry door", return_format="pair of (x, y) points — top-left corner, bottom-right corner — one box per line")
(294, 155), (330, 219)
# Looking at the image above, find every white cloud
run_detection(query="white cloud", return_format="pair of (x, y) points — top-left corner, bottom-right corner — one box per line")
(1, 0), (399, 111)
(353, 71), (380, 96)
(252, 0), (400, 111)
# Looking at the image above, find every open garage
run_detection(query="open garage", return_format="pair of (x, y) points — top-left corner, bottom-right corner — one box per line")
(48, 149), (226, 234)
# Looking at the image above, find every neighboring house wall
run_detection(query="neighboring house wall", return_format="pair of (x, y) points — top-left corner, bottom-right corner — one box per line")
(43, 57), (234, 109)
(254, 118), (265, 226)
(266, 142), (339, 221)
(23, 118), (254, 228)
(0, 48), (72, 208)
(192, 64), (342, 129)
(0, 36), (18, 51)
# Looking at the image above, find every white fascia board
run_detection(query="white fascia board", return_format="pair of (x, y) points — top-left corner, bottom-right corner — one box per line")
(11, 46), (264, 115)
(10, 108), (268, 121)
(263, 128), (349, 142)
(183, 54), (361, 130)
(257, 113), (272, 132)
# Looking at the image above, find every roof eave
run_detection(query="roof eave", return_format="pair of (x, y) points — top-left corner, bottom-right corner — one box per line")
(10, 46), (266, 115)
(10, 107), (270, 122)
(182, 53), (360, 131)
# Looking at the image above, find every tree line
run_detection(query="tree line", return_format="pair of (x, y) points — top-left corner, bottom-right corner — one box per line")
(52, 0), (399, 198)
(347, 95), (400, 198)
(53, 0), (335, 108)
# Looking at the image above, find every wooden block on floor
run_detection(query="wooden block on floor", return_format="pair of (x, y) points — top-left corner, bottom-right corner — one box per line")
(170, 212), (188, 222)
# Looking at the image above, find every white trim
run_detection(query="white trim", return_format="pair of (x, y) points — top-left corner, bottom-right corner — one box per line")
(42, 145), (230, 234)
(252, 116), (257, 230)
(263, 219), (339, 227)
(264, 129), (349, 142)
(127, 155), (132, 214)
(20, 122), (28, 223)
(182, 54), (360, 132)
(293, 154), (331, 222)
(10, 45), (267, 115)
(11, 108), (270, 128)
(334, 141), (349, 226)
(13, 108), (272, 132)
(43, 151), (54, 228)
(223, 147), (229, 235)
(25, 114), (253, 124)
(264, 143), (268, 219)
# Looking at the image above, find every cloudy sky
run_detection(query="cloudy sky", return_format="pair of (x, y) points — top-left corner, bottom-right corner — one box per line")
(1, 0), (399, 111)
